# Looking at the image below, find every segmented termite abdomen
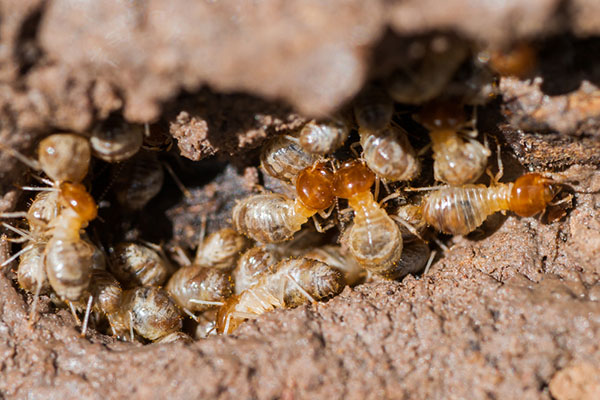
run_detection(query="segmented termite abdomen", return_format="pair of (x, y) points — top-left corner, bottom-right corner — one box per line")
(343, 191), (403, 274)
(166, 265), (233, 312)
(429, 130), (490, 185)
(377, 239), (430, 280)
(194, 228), (250, 270)
(260, 135), (317, 183)
(18, 243), (51, 294)
(423, 185), (511, 235)
(233, 247), (278, 294)
(109, 242), (171, 288)
(359, 125), (420, 182)
(116, 287), (182, 341)
(299, 120), (349, 155)
(45, 237), (94, 301)
(232, 193), (302, 243)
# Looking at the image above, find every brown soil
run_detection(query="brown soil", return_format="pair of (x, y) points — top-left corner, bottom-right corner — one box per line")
(1, 1), (600, 399)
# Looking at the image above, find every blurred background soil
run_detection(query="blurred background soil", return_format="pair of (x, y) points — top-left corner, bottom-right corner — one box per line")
(0, 0), (600, 399)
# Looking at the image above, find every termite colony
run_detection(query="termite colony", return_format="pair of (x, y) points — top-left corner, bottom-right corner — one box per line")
(0, 37), (570, 342)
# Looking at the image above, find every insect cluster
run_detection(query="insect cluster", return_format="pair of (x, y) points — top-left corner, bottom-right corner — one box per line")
(0, 38), (568, 342)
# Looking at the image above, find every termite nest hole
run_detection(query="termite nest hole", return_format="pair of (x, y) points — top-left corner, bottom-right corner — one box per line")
(1, 32), (589, 344)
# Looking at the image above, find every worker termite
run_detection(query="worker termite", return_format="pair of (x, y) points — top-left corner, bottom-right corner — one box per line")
(216, 257), (344, 334)
(90, 119), (144, 163)
(110, 286), (182, 342)
(422, 173), (562, 235)
(332, 161), (403, 276)
(233, 162), (335, 243)
(260, 132), (318, 183)
(358, 124), (421, 182)
(232, 246), (278, 294)
(416, 100), (490, 186)
(298, 119), (349, 155)
(193, 228), (250, 270)
(109, 242), (172, 288)
(111, 151), (164, 210)
(166, 265), (233, 314)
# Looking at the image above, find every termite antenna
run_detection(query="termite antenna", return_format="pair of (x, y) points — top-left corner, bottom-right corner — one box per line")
(81, 295), (94, 337)
(285, 272), (316, 303)
(423, 250), (436, 275)
(188, 299), (225, 307)
(0, 142), (41, 171)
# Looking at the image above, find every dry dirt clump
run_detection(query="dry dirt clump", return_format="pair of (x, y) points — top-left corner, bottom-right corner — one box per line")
(0, 0), (600, 399)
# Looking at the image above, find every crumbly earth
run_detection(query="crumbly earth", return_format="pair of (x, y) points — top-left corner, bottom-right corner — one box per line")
(1, 0), (600, 399)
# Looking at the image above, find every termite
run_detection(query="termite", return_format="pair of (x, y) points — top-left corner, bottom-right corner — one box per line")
(298, 119), (349, 155)
(110, 286), (182, 342)
(260, 133), (318, 183)
(193, 228), (250, 270)
(232, 161), (335, 243)
(166, 265), (233, 315)
(332, 161), (403, 276)
(111, 151), (165, 211)
(232, 246), (278, 294)
(358, 124), (421, 182)
(90, 120), (144, 162)
(353, 85), (395, 132)
(216, 257), (344, 334)
(422, 173), (562, 235)
(416, 100), (490, 186)
(109, 242), (173, 288)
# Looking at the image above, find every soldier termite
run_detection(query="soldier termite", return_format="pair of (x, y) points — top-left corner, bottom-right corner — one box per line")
(110, 286), (182, 342)
(422, 173), (562, 235)
(232, 162), (335, 243)
(109, 242), (172, 288)
(415, 100), (490, 186)
(216, 257), (344, 334)
(332, 161), (403, 276)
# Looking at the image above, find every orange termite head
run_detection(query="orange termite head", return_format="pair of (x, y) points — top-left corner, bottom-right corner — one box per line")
(509, 173), (560, 217)
(296, 162), (335, 211)
(332, 160), (375, 199)
(415, 100), (467, 131)
(59, 182), (98, 223)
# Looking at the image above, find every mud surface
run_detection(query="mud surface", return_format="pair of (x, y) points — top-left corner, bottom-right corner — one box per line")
(1, 0), (600, 399)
